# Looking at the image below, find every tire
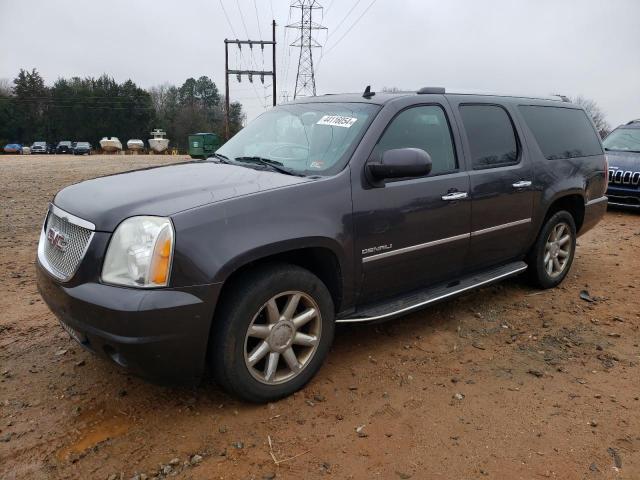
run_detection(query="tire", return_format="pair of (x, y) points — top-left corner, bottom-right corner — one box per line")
(527, 210), (577, 289)
(210, 263), (335, 402)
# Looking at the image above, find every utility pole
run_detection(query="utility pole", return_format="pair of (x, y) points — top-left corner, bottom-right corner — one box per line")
(224, 20), (277, 140)
(287, 0), (326, 99)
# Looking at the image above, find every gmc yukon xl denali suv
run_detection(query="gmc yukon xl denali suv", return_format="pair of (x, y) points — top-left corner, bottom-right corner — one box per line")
(36, 88), (608, 402)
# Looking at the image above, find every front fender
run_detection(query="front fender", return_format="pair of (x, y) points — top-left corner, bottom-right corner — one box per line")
(169, 171), (355, 301)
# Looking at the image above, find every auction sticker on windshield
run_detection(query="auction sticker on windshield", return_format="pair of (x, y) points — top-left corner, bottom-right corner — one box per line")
(317, 115), (358, 128)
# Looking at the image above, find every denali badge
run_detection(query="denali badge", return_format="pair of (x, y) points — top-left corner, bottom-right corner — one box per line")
(46, 227), (68, 252)
(362, 244), (393, 256)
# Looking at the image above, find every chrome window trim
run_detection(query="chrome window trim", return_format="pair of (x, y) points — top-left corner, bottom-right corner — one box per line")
(362, 218), (532, 263)
(338, 263), (528, 323)
(49, 203), (95, 231)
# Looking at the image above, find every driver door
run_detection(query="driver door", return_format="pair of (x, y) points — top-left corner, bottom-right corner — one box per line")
(352, 103), (471, 304)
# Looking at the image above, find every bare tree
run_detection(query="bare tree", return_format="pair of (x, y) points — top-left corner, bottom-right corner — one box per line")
(571, 95), (611, 138)
(0, 78), (11, 96)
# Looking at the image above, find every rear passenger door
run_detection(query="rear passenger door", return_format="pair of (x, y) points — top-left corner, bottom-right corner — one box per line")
(449, 100), (535, 270)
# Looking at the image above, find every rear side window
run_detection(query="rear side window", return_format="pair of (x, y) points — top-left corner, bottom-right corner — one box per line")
(519, 106), (603, 160)
(459, 105), (519, 169)
(374, 105), (457, 175)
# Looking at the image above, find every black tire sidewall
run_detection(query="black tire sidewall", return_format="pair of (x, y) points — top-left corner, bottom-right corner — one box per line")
(211, 264), (335, 403)
(529, 211), (577, 289)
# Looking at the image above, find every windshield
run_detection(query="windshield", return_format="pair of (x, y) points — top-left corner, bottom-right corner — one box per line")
(59, 141), (71, 146)
(77, 142), (90, 147)
(603, 128), (640, 153)
(33, 142), (46, 146)
(216, 102), (379, 175)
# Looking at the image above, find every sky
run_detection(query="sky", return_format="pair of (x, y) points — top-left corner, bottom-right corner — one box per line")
(1, 0), (639, 128)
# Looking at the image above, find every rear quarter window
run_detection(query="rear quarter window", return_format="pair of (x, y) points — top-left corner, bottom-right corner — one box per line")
(519, 106), (603, 160)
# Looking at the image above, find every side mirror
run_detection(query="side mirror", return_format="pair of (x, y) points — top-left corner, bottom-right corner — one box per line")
(367, 148), (432, 183)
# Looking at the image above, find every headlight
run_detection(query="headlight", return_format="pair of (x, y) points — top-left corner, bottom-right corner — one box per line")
(101, 216), (174, 288)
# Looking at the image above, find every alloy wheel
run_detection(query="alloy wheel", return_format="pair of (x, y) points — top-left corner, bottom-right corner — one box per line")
(243, 291), (322, 385)
(543, 221), (572, 278)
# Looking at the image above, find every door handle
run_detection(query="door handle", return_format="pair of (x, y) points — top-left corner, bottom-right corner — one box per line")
(441, 192), (468, 201)
(512, 180), (532, 188)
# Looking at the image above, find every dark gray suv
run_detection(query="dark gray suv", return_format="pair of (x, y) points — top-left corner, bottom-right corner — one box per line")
(36, 88), (608, 402)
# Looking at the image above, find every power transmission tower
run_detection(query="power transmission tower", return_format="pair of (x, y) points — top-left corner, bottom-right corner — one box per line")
(287, 0), (326, 99)
(224, 20), (277, 140)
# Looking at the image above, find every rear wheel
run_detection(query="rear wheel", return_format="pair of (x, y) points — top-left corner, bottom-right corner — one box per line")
(210, 264), (334, 402)
(527, 210), (576, 289)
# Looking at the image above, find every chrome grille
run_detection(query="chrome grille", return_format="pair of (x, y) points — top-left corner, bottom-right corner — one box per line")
(38, 206), (94, 281)
(608, 169), (640, 186)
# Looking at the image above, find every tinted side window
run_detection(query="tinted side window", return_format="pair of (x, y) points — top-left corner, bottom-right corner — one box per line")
(519, 106), (603, 160)
(459, 105), (519, 169)
(374, 105), (457, 175)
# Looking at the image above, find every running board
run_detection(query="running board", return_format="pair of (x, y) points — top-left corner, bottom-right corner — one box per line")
(336, 261), (528, 324)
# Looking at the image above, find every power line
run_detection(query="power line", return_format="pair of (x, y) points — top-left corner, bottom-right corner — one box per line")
(319, 0), (378, 63)
(235, 0), (251, 38)
(219, 0), (265, 109)
(218, 0), (239, 38)
(326, 0), (363, 42)
(253, 0), (263, 39)
(324, 0), (336, 16)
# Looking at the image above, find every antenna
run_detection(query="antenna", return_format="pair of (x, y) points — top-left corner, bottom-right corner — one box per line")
(287, 1), (327, 99)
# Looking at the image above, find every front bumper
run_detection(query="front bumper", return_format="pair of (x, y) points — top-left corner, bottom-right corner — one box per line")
(606, 185), (640, 209)
(36, 262), (222, 385)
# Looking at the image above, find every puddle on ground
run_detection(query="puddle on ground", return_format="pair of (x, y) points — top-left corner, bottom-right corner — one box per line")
(56, 406), (132, 461)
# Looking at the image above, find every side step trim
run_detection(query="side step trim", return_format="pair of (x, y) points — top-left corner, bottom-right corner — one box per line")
(337, 262), (528, 324)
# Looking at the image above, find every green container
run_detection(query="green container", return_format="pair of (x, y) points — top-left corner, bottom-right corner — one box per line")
(188, 132), (221, 159)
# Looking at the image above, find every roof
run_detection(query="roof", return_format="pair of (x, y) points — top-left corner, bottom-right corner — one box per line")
(287, 88), (570, 107)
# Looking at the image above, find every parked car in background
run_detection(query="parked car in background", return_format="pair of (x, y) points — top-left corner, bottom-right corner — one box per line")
(604, 119), (640, 209)
(3, 143), (22, 154)
(56, 141), (73, 154)
(73, 142), (92, 155)
(31, 141), (54, 154)
(37, 88), (608, 402)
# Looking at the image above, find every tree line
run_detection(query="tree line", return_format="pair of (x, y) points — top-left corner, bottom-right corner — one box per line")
(0, 69), (245, 151)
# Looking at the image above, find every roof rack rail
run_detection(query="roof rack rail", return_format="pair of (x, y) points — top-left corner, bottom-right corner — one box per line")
(552, 94), (571, 102)
(417, 87), (445, 94)
(626, 119), (640, 125)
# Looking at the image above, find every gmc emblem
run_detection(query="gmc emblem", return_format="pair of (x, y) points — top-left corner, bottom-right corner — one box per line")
(46, 227), (68, 252)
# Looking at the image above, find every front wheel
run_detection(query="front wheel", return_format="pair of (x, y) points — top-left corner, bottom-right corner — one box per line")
(210, 264), (335, 402)
(527, 210), (577, 289)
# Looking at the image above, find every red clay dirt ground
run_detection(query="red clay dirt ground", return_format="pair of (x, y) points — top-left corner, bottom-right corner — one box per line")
(1, 154), (639, 479)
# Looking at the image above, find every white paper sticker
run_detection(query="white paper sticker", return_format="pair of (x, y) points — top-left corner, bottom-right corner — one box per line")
(316, 115), (358, 128)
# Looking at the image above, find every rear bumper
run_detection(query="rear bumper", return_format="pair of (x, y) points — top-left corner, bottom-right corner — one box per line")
(579, 196), (608, 236)
(36, 263), (221, 385)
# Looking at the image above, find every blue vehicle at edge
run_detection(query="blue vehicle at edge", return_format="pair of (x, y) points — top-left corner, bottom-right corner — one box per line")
(605, 119), (640, 209)
(3, 143), (23, 154)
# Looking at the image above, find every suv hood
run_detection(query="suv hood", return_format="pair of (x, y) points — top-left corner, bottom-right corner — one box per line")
(54, 161), (311, 231)
(606, 150), (640, 169)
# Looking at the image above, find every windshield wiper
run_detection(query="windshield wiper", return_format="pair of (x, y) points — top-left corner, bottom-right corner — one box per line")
(234, 156), (303, 176)
(210, 152), (232, 163)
